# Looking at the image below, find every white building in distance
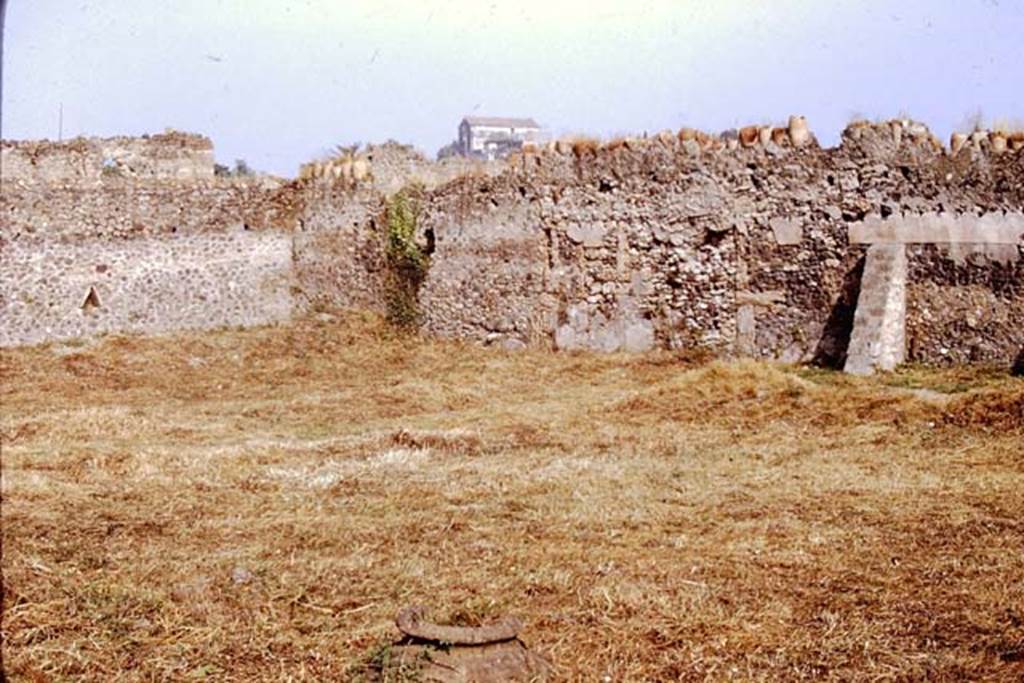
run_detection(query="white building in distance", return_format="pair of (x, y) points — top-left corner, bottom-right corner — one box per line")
(457, 116), (542, 160)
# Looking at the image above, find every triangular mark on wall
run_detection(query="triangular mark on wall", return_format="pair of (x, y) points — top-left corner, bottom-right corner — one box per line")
(82, 286), (101, 310)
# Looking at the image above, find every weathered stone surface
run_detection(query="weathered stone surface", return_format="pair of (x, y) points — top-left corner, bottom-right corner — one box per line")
(736, 290), (786, 307)
(0, 231), (293, 347)
(371, 640), (549, 682)
(554, 298), (654, 353)
(849, 212), (1024, 245)
(735, 304), (757, 356)
(566, 222), (608, 247)
(769, 217), (804, 245)
(363, 607), (550, 682)
(396, 606), (522, 644)
(3, 119), (1022, 368)
(845, 244), (908, 375)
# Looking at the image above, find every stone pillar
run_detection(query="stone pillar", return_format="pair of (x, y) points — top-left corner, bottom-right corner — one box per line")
(844, 244), (907, 375)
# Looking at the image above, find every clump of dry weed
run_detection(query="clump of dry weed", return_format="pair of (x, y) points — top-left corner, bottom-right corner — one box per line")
(943, 385), (1024, 432)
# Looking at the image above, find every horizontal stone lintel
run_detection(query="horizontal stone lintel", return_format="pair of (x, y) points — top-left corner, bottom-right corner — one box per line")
(736, 290), (786, 307)
(849, 212), (1024, 245)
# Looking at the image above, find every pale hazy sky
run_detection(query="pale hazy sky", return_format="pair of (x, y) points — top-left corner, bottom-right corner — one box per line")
(2, 1), (1022, 175)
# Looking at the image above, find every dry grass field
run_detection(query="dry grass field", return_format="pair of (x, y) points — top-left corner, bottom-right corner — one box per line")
(2, 313), (1022, 681)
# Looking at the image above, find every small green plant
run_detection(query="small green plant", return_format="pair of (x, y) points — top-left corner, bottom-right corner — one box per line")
(101, 159), (122, 178)
(349, 641), (426, 682)
(384, 191), (428, 328)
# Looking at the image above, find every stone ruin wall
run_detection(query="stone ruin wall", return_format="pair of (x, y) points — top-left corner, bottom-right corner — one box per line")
(413, 121), (1023, 366)
(1, 122), (1022, 369)
(1, 231), (293, 347)
(291, 189), (387, 314)
(0, 138), (298, 346)
(0, 134), (390, 346)
(1, 131), (215, 183)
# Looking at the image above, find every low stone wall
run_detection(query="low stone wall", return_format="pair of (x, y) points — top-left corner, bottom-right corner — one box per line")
(0, 231), (293, 346)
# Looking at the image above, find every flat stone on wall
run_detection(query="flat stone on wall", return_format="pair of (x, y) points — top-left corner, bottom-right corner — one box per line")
(849, 212), (1024, 245)
(845, 244), (908, 375)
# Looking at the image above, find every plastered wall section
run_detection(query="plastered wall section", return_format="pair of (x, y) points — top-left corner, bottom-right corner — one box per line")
(0, 231), (293, 347)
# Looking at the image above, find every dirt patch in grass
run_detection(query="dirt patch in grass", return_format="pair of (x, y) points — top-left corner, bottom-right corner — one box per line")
(2, 313), (1022, 680)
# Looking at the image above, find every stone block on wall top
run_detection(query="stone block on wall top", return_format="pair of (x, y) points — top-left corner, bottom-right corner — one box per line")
(849, 212), (1024, 245)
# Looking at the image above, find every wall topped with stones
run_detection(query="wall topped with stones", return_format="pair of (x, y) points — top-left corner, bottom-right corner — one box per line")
(0, 134), (316, 346)
(2, 120), (1022, 369)
(1, 131), (216, 183)
(300, 141), (505, 196)
(412, 119), (1024, 366)
(0, 143), (386, 345)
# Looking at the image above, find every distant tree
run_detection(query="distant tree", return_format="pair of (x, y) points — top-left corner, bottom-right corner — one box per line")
(214, 163), (231, 177)
(436, 140), (460, 160)
(233, 159), (253, 176)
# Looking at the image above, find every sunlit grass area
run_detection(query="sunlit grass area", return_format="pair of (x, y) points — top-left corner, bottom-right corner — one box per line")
(2, 312), (1022, 681)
